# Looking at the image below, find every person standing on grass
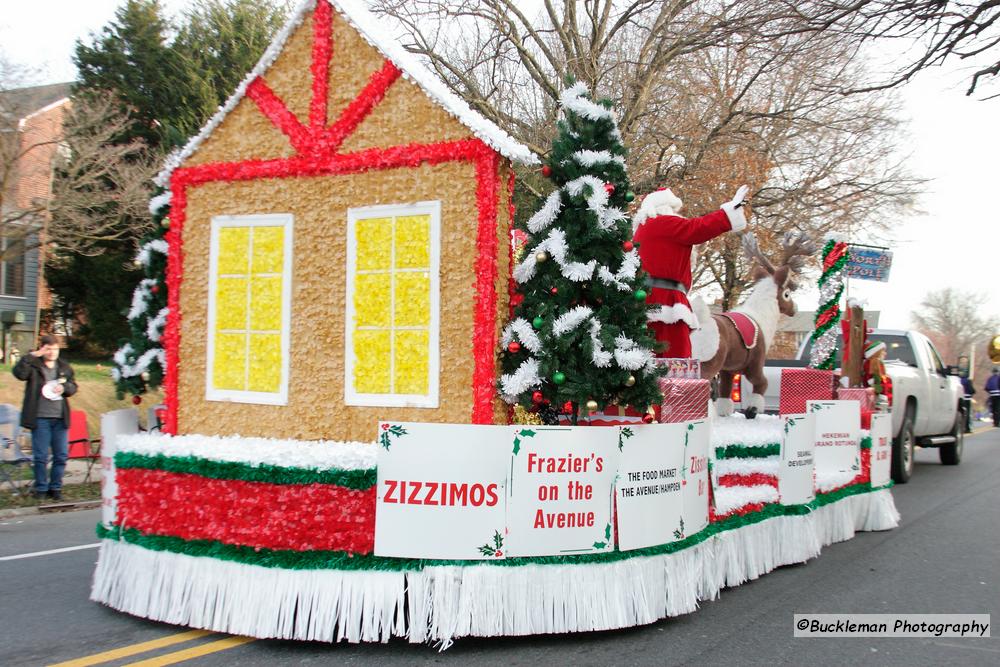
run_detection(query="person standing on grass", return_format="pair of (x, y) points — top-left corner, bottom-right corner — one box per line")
(12, 334), (78, 500)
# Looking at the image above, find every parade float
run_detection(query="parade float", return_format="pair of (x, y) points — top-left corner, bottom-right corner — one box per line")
(93, 0), (899, 648)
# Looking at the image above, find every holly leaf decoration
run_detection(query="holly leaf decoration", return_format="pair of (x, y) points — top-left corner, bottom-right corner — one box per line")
(477, 530), (504, 558)
(618, 427), (634, 451)
(593, 541), (607, 549)
(379, 424), (408, 451)
(673, 517), (685, 540)
(512, 428), (536, 455)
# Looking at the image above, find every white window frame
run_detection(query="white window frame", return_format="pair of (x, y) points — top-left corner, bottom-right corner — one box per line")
(205, 213), (293, 405)
(344, 201), (440, 409)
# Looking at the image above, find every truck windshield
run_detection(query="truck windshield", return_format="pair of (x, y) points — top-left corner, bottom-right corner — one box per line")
(799, 334), (916, 366)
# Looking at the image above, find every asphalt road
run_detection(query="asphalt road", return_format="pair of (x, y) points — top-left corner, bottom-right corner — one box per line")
(2, 427), (998, 667)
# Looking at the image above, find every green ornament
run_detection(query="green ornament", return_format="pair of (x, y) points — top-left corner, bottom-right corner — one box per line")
(532, 316), (544, 329)
(624, 191), (636, 202)
(552, 371), (566, 385)
(634, 289), (647, 301)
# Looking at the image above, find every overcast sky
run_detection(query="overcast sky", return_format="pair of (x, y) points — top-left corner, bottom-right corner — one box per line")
(2, 0), (998, 344)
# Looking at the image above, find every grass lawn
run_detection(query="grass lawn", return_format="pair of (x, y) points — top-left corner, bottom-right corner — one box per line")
(0, 355), (163, 436)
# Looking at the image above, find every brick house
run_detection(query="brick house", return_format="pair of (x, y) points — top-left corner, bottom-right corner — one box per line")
(0, 82), (72, 359)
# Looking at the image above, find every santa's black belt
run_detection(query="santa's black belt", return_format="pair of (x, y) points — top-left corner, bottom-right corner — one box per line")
(644, 277), (688, 294)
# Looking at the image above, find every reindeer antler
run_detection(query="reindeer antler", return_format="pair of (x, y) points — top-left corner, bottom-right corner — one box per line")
(742, 233), (776, 274)
(780, 232), (817, 272)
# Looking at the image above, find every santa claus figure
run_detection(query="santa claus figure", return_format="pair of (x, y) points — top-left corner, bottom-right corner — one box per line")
(633, 185), (749, 358)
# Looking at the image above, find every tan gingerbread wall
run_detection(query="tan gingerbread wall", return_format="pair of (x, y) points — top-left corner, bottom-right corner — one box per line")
(178, 161), (511, 442)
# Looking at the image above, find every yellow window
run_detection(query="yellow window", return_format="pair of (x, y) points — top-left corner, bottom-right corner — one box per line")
(209, 216), (291, 404)
(347, 204), (439, 407)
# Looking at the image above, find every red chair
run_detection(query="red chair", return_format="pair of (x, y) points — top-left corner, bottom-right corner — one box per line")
(67, 410), (101, 483)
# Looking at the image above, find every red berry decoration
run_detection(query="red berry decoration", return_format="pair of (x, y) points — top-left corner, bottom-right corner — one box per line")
(562, 401), (574, 414)
(150, 285), (160, 294)
(511, 293), (524, 307)
(622, 241), (634, 252)
(532, 390), (544, 404)
(541, 165), (552, 177)
(507, 341), (521, 354)
(550, 287), (558, 295)
(132, 395), (142, 405)
(642, 413), (655, 424)
(604, 182), (615, 195)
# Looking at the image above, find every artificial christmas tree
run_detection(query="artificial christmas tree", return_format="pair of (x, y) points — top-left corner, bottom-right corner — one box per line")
(499, 82), (662, 424)
(111, 192), (170, 399)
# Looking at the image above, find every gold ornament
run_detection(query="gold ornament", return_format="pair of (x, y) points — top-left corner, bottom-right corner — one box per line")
(585, 399), (599, 411)
(535, 251), (549, 263)
(624, 375), (636, 387)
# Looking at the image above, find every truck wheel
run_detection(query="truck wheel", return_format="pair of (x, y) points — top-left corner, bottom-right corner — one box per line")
(892, 407), (915, 483)
(939, 410), (964, 466)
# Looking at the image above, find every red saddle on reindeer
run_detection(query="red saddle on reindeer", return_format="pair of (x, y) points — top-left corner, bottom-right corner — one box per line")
(720, 312), (760, 350)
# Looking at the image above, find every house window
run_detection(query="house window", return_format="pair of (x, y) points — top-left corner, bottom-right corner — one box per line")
(206, 214), (292, 405)
(345, 201), (440, 408)
(1, 238), (26, 297)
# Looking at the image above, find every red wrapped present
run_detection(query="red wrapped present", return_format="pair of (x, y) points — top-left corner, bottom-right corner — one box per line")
(779, 368), (835, 415)
(560, 404), (647, 426)
(836, 387), (875, 429)
(659, 378), (710, 423)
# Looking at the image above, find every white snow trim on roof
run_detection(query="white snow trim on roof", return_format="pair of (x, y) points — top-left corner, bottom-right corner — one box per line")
(149, 192), (172, 215)
(156, 0), (535, 186)
(560, 82), (613, 121)
(499, 357), (541, 401)
(571, 150), (625, 168)
(117, 431), (377, 472)
(500, 318), (542, 354)
(136, 239), (168, 268)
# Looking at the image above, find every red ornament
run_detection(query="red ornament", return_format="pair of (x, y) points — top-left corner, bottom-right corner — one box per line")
(642, 413), (655, 424)
(562, 401), (573, 414)
(541, 165), (552, 177)
(511, 293), (524, 307)
(132, 395), (142, 405)
(550, 287), (558, 295)
(532, 391), (544, 403)
(622, 241), (634, 252)
(507, 341), (521, 354)
(604, 182), (615, 195)
(150, 285), (160, 294)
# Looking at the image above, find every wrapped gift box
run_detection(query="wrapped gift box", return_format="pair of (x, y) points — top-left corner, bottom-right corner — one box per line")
(779, 368), (835, 415)
(659, 378), (711, 423)
(837, 387), (875, 429)
(560, 404), (647, 426)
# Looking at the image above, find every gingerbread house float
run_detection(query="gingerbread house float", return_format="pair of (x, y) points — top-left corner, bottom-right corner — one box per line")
(92, 0), (900, 649)
(158, 0), (534, 442)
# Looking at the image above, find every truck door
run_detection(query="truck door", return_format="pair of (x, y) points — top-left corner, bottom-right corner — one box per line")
(923, 339), (952, 434)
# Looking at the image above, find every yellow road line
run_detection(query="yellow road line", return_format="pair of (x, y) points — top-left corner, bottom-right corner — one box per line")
(969, 426), (994, 436)
(47, 630), (214, 667)
(123, 636), (256, 666)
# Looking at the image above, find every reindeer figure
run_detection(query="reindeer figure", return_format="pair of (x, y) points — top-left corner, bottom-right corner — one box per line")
(690, 232), (816, 418)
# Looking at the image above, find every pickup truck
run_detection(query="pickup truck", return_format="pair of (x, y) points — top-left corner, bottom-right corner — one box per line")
(738, 329), (964, 483)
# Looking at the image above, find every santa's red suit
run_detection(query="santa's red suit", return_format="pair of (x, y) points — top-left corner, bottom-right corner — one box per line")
(633, 187), (748, 358)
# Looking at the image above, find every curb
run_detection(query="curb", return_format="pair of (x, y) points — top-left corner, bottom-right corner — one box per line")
(0, 499), (101, 520)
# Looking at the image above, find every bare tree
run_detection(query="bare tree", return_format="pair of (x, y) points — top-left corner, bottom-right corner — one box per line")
(1, 88), (159, 262)
(789, 1), (1000, 98)
(369, 2), (922, 307)
(912, 288), (1000, 382)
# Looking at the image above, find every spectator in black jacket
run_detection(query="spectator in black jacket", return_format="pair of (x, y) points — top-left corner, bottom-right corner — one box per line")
(12, 335), (78, 500)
